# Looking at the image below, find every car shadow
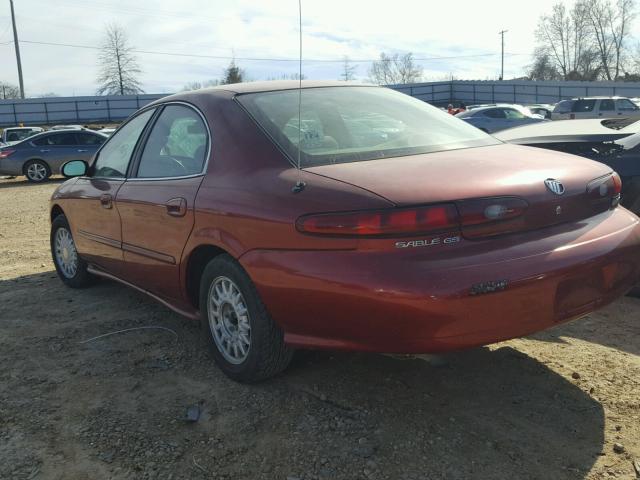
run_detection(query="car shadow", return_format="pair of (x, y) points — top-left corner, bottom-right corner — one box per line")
(0, 271), (606, 479)
(526, 298), (640, 357)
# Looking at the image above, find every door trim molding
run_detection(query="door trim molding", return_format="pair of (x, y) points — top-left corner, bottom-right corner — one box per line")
(122, 242), (176, 265)
(77, 229), (121, 249)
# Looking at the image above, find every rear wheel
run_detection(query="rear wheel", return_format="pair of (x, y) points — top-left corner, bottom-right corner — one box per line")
(24, 160), (50, 183)
(199, 255), (293, 383)
(51, 215), (95, 288)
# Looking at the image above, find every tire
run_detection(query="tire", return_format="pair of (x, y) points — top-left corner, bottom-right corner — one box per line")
(24, 159), (51, 183)
(199, 254), (293, 383)
(50, 214), (95, 288)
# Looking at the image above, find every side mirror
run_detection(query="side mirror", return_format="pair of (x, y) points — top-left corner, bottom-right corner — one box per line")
(61, 160), (88, 178)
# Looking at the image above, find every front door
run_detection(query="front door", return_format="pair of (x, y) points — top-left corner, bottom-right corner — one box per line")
(68, 109), (156, 275)
(116, 103), (209, 301)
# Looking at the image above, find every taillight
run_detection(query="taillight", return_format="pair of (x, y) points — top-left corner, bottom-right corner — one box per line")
(297, 197), (530, 238)
(0, 148), (16, 159)
(457, 197), (529, 238)
(457, 197), (529, 226)
(296, 204), (459, 237)
(587, 173), (621, 208)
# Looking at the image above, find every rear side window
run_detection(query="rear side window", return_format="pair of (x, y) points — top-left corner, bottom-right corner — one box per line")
(136, 104), (208, 178)
(600, 99), (615, 111)
(93, 109), (155, 178)
(616, 99), (638, 111)
(572, 100), (596, 112)
(77, 133), (105, 145)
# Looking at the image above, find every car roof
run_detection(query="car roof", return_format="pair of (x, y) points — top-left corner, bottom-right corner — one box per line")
(572, 96), (630, 100)
(204, 80), (372, 94)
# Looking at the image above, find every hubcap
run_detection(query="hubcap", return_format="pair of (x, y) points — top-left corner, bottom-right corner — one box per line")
(207, 276), (251, 364)
(54, 227), (78, 278)
(27, 163), (47, 181)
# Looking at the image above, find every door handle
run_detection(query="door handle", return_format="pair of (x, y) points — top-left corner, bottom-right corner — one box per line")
(100, 194), (113, 209)
(40, 149), (50, 153)
(165, 197), (187, 217)
(77, 149), (88, 153)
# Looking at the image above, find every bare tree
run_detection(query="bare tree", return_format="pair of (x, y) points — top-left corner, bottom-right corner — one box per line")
(368, 53), (422, 85)
(527, 50), (562, 80)
(340, 56), (357, 81)
(579, 0), (636, 80)
(182, 79), (220, 91)
(96, 24), (143, 95)
(0, 81), (21, 99)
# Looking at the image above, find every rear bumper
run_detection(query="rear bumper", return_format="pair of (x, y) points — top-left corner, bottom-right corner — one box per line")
(240, 208), (640, 353)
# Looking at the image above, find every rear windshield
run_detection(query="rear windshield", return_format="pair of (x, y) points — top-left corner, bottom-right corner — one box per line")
(237, 86), (500, 167)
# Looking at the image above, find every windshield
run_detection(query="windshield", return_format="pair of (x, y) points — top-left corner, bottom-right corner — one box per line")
(237, 86), (500, 167)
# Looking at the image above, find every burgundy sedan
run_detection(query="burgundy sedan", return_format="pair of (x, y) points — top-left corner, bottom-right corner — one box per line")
(50, 81), (640, 382)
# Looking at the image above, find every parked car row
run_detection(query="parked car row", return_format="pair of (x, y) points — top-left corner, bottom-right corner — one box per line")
(450, 96), (640, 134)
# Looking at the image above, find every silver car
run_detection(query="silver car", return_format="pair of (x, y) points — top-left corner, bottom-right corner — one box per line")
(0, 130), (107, 182)
(455, 104), (547, 133)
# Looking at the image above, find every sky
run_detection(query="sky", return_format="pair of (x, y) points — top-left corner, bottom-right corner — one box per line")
(0, 0), (619, 97)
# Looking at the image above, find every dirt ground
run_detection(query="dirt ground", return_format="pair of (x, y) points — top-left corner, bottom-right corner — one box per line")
(0, 177), (639, 480)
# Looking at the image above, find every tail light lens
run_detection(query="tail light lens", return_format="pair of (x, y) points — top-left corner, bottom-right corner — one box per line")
(0, 148), (16, 159)
(297, 197), (529, 238)
(296, 204), (458, 237)
(587, 173), (621, 208)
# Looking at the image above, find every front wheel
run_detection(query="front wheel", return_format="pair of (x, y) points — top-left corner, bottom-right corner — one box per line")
(24, 160), (51, 183)
(199, 255), (293, 383)
(50, 214), (95, 288)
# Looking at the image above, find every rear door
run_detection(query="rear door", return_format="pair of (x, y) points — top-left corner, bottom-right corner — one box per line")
(115, 103), (210, 301)
(67, 109), (156, 275)
(571, 99), (597, 119)
(478, 108), (507, 132)
(598, 99), (616, 118)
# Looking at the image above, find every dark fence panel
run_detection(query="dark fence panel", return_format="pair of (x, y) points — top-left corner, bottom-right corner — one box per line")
(388, 80), (640, 106)
(0, 94), (166, 127)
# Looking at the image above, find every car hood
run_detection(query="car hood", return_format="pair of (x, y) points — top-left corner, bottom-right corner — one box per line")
(495, 119), (635, 144)
(305, 143), (612, 206)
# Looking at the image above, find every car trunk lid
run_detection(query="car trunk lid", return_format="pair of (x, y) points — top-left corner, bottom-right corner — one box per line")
(305, 144), (617, 238)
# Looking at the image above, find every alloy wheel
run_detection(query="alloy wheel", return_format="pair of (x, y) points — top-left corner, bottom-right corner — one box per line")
(54, 227), (78, 278)
(26, 162), (47, 182)
(207, 276), (252, 364)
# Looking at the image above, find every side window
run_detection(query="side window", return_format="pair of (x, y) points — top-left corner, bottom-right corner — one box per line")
(600, 99), (615, 111)
(93, 109), (155, 178)
(77, 133), (105, 146)
(44, 133), (77, 146)
(572, 100), (596, 112)
(504, 108), (525, 119)
(616, 99), (638, 111)
(136, 104), (208, 178)
(483, 109), (506, 119)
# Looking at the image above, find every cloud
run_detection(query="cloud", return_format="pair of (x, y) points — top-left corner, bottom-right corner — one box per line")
(0, 0), (583, 96)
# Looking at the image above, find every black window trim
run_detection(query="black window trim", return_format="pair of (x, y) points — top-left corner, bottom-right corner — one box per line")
(89, 106), (159, 180)
(126, 101), (212, 182)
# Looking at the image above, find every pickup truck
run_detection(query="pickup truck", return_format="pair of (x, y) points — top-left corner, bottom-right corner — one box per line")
(551, 97), (640, 120)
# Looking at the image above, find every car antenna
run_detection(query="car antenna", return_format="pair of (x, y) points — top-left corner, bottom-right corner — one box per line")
(292, 0), (306, 194)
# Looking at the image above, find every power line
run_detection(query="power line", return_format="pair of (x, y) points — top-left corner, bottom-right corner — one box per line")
(16, 39), (530, 63)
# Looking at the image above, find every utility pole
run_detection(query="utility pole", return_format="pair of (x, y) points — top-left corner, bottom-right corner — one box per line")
(9, 0), (25, 98)
(499, 30), (508, 81)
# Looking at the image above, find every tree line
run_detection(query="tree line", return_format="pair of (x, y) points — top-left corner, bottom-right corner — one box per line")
(529, 0), (638, 81)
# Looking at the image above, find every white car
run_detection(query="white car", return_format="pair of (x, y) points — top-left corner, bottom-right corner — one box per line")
(0, 126), (44, 146)
(551, 97), (640, 120)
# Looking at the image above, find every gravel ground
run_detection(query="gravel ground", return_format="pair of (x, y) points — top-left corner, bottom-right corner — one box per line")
(0, 177), (639, 480)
